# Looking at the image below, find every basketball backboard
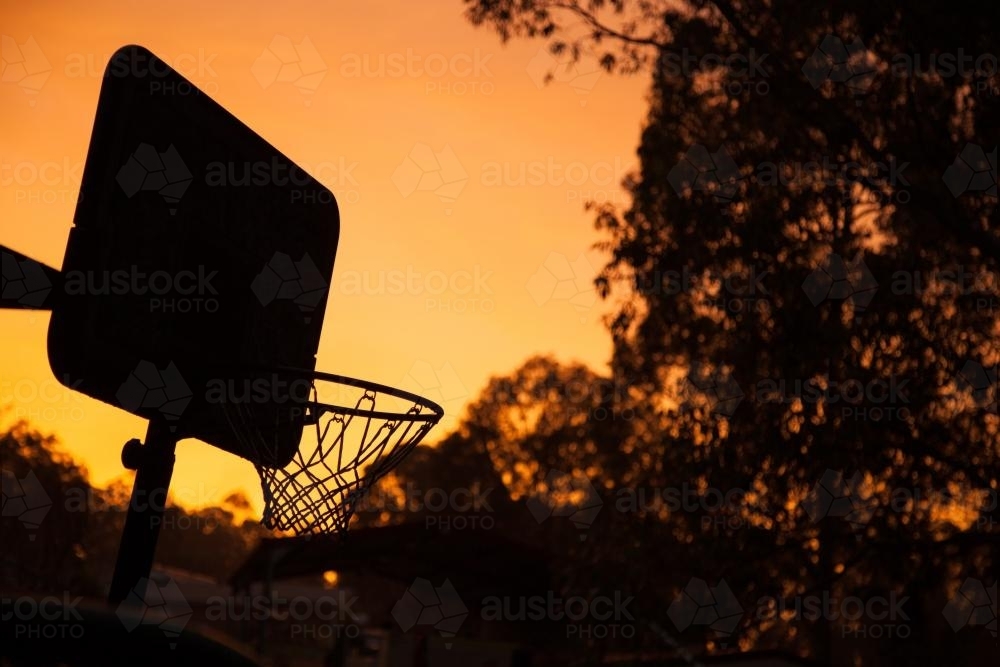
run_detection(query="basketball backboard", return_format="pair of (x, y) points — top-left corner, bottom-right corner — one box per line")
(46, 45), (340, 467)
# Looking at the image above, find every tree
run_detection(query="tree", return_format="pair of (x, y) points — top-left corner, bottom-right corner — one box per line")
(1, 417), (94, 594)
(1, 415), (266, 593)
(463, 1), (999, 663)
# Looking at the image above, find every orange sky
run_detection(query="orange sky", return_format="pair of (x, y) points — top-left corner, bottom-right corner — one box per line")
(0, 0), (648, 511)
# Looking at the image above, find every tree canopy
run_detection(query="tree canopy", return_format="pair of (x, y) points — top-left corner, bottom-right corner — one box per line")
(367, 1), (999, 662)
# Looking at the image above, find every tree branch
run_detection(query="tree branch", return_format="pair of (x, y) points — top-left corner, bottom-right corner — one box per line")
(549, 1), (668, 50)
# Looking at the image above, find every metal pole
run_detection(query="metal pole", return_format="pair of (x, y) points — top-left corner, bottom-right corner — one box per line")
(107, 419), (178, 603)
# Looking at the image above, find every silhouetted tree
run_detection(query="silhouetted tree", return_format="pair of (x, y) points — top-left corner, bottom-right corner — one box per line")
(1, 417), (93, 594)
(463, 1), (998, 663)
(1, 415), (266, 593)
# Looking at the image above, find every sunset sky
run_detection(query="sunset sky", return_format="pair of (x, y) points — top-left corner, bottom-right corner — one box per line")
(1, 0), (648, 511)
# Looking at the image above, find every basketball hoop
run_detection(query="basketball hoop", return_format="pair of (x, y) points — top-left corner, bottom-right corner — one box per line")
(218, 368), (444, 536)
(0, 45), (449, 603)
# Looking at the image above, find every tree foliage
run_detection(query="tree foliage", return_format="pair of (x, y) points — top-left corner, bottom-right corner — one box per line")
(1, 417), (265, 594)
(443, 1), (1000, 661)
